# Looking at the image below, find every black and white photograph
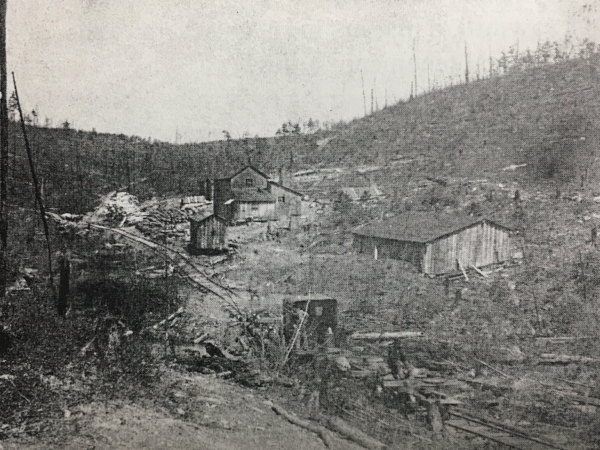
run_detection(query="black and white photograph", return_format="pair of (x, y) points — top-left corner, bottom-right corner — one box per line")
(1, 1), (600, 448)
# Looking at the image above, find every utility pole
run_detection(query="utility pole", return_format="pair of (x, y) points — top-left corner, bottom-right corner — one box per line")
(0, 0), (8, 298)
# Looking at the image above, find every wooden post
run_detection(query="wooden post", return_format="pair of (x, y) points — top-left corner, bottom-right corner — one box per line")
(57, 247), (70, 317)
(427, 400), (444, 435)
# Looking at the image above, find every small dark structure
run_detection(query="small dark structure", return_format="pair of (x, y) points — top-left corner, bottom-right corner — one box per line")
(283, 295), (337, 348)
(353, 212), (512, 275)
(189, 213), (227, 254)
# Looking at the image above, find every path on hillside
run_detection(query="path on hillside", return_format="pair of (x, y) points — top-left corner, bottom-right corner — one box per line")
(2, 368), (365, 450)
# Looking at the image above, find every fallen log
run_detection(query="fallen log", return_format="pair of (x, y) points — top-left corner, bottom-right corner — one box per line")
(535, 336), (595, 343)
(271, 403), (333, 448)
(472, 357), (511, 378)
(445, 419), (553, 450)
(323, 416), (387, 450)
(450, 409), (566, 450)
(538, 354), (600, 364)
(564, 393), (600, 407)
(349, 331), (423, 340)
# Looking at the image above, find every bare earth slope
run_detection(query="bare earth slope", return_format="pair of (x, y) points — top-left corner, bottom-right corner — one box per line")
(1, 368), (363, 450)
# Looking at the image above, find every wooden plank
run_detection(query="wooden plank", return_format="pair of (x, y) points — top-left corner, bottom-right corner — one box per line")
(457, 259), (469, 281)
(470, 263), (488, 278)
(349, 331), (423, 340)
(383, 379), (429, 389)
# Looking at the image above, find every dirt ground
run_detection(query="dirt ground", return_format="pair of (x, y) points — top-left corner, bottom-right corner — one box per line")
(0, 367), (364, 450)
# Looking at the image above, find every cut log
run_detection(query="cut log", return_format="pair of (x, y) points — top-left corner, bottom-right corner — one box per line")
(323, 416), (387, 450)
(271, 403), (333, 448)
(349, 331), (423, 340)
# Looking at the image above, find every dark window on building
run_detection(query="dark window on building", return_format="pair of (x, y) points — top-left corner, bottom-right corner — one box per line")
(246, 178), (254, 187)
(251, 204), (259, 211)
(279, 196), (285, 203)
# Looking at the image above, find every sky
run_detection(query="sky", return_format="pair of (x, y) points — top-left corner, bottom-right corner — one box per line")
(6, 0), (600, 143)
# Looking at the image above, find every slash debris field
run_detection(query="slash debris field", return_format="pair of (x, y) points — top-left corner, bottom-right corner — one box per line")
(3, 53), (600, 449)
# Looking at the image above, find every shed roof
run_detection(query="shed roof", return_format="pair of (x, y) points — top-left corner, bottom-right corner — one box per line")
(189, 212), (227, 223)
(269, 181), (303, 197)
(232, 188), (276, 203)
(352, 212), (511, 243)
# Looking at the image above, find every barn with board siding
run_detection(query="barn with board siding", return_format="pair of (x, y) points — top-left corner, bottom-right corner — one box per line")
(352, 213), (512, 275)
(189, 214), (227, 254)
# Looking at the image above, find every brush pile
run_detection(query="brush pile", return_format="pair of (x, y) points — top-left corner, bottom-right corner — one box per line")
(49, 191), (212, 240)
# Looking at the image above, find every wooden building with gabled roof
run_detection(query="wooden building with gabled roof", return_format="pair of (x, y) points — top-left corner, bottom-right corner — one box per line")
(212, 165), (303, 223)
(352, 212), (512, 275)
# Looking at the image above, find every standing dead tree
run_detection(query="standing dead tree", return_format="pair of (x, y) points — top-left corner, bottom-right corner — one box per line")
(412, 38), (418, 97)
(361, 69), (367, 116)
(464, 43), (470, 84)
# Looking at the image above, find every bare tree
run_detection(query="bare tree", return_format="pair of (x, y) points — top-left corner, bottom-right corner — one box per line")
(412, 38), (418, 97)
(361, 70), (367, 116)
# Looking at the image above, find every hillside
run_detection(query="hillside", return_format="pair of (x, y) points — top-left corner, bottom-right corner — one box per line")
(6, 124), (321, 213)
(6, 53), (600, 217)
(6, 52), (600, 450)
(323, 54), (600, 190)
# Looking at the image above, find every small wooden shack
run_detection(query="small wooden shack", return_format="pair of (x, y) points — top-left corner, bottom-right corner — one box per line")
(352, 213), (512, 275)
(189, 214), (227, 254)
(283, 295), (338, 348)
